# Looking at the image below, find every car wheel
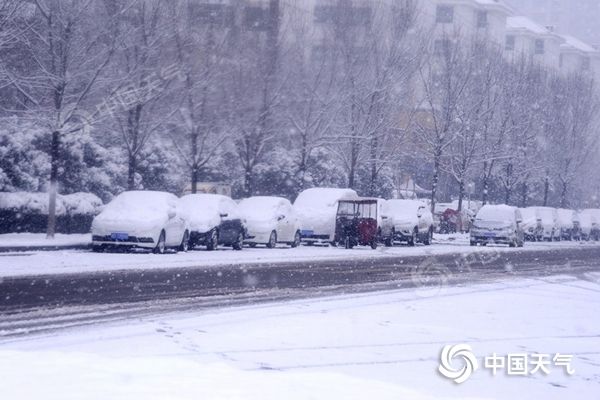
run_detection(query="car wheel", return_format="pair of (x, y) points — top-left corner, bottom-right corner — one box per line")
(178, 230), (190, 252)
(153, 230), (166, 254)
(266, 231), (277, 249)
(423, 228), (433, 246)
(370, 240), (377, 250)
(232, 231), (244, 251)
(291, 231), (301, 248)
(408, 229), (417, 247)
(470, 240), (477, 247)
(92, 245), (104, 253)
(206, 229), (218, 251)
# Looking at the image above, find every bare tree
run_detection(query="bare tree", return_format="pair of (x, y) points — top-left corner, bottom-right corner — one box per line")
(226, 0), (282, 196)
(168, 1), (232, 194)
(12, 0), (117, 237)
(414, 32), (474, 213)
(108, 0), (175, 190)
(544, 73), (599, 207)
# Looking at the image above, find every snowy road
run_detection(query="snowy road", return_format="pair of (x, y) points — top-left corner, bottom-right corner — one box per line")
(1, 241), (599, 338)
(1, 273), (599, 399)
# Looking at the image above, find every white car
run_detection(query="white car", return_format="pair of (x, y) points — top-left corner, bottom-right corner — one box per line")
(238, 196), (301, 248)
(576, 210), (594, 241)
(380, 200), (434, 246)
(91, 191), (189, 254)
(580, 209), (600, 241)
(556, 209), (577, 241)
(294, 188), (358, 245)
(470, 205), (524, 247)
(178, 194), (246, 251)
(530, 207), (559, 241)
(519, 207), (542, 241)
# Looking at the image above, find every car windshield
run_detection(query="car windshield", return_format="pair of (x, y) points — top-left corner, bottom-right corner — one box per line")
(238, 198), (280, 219)
(337, 201), (377, 218)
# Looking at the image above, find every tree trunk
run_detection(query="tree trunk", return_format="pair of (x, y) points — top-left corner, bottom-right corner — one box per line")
(46, 130), (60, 239)
(297, 134), (308, 193)
(191, 128), (199, 194)
(127, 154), (137, 190)
(521, 183), (528, 208)
(505, 186), (511, 205)
(457, 178), (464, 212)
(244, 166), (253, 197)
(430, 149), (441, 213)
(560, 181), (568, 208)
(481, 161), (489, 206)
(191, 165), (199, 194)
(543, 175), (550, 207)
(369, 133), (378, 197)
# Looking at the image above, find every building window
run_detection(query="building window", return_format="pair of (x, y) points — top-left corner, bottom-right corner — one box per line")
(314, 4), (371, 27)
(582, 57), (591, 71)
(534, 39), (545, 55)
(436, 5), (454, 24)
(505, 35), (515, 51)
(244, 6), (269, 31)
(189, 3), (234, 27)
(434, 39), (451, 56)
(477, 11), (488, 28)
(314, 5), (336, 24)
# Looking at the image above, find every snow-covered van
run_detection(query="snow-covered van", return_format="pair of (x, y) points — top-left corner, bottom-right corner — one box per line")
(293, 188), (359, 245)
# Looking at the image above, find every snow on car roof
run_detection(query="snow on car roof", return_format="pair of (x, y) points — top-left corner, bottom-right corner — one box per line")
(180, 193), (229, 208)
(476, 204), (515, 220)
(556, 209), (574, 224)
(100, 191), (175, 220)
(238, 196), (285, 217)
(294, 188), (358, 209)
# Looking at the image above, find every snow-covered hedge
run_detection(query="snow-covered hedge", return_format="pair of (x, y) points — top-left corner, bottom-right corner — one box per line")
(0, 192), (103, 234)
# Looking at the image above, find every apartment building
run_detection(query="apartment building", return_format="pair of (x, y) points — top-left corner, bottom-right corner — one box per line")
(558, 35), (600, 79)
(505, 0), (600, 47)
(419, 0), (512, 46)
(504, 16), (563, 69)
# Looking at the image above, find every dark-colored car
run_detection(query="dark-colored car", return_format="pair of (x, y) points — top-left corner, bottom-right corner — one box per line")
(334, 199), (379, 249)
(178, 194), (246, 251)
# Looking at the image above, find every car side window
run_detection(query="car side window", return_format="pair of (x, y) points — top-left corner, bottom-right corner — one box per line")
(222, 198), (238, 220)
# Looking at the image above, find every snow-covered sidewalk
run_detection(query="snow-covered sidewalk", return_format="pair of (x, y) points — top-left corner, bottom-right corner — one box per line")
(2, 273), (599, 399)
(0, 233), (91, 250)
(0, 234), (598, 278)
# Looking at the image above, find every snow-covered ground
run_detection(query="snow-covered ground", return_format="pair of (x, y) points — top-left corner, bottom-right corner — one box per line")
(2, 273), (599, 399)
(0, 234), (598, 278)
(0, 233), (92, 249)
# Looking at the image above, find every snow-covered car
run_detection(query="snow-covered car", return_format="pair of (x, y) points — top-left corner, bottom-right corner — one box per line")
(519, 207), (542, 241)
(91, 191), (189, 254)
(580, 209), (600, 241)
(556, 208), (577, 241)
(179, 194), (246, 251)
(238, 196), (301, 248)
(293, 188), (358, 245)
(529, 207), (559, 241)
(380, 200), (434, 247)
(470, 205), (524, 247)
(576, 210), (594, 241)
